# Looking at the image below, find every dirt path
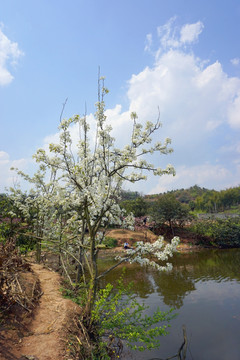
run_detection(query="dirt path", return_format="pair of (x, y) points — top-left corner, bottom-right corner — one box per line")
(11, 264), (80, 360)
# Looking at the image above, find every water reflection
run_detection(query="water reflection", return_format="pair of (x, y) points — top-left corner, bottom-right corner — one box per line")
(151, 269), (196, 309)
(99, 249), (240, 306)
(99, 248), (240, 360)
(170, 249), (240, 283)
(99, 260), (155, 298)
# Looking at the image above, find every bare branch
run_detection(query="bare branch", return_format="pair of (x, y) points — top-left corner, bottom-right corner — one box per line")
(59, 98), (68, 123)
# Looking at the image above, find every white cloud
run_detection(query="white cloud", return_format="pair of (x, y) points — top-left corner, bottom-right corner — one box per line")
(105, 106), (133, 146)
(157, 16), (180, 49)
(156, 17), (203, 51)
(180, 21), (204, 44)
(0, 151), (28, 192)
(219, 141), (240, 154)
(0, 151), (9, 165)
(228, 93), (240, 128)
(126, 51), (240, 148)
(231, 58), (240, 66)
(123, 19), (240, 192)
(144, 33), (153, 52)
(0, 26), (24, 86)
(150, 164), (239, 194)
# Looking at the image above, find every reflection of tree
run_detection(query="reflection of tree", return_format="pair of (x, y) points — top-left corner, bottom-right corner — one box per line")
(152, 268), (196, 309)
(99, 255), (196, 309)
(219, 249), (240, 281)
(99, 249), (240, 310)
(180, 249), (240, 282)
(152, 249), (240, 309)
(99, 261), (155, 298)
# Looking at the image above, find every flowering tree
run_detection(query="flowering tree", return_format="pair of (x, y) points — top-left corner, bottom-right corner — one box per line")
(9, 168), (61, 262)
(11, 77), (179, 325)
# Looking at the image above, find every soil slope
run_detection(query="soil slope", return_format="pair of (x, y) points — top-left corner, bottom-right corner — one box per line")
(106, 228), (158, 246)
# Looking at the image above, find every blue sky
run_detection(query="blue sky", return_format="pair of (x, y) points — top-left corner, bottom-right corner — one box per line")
(1, 0), (240, 194)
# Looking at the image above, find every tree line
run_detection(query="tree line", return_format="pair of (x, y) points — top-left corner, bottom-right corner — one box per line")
(120, 186), (240, 248)
(122, 184), (240, 216)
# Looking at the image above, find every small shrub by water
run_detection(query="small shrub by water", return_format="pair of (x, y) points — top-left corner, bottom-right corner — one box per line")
(190, 218), (240, 248)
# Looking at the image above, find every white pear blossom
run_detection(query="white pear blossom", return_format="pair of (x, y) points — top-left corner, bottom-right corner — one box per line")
(10, 77), (177, 316)
(116, 236), (180, 271)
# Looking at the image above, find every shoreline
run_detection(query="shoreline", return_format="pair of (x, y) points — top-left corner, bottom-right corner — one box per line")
(99, 242), (207, 257)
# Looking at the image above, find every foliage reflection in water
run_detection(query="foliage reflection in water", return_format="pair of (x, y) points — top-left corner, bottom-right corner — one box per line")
(98, 249), (240, 360)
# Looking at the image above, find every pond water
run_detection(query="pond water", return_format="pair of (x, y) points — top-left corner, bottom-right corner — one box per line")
(98, 248), (240, 360)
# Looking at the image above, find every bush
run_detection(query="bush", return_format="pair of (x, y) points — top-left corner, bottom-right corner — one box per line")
(103, 237), (118, 248)
(0, 221), (14, 241)
(0, 220), (34, 252)
(92, 273), (175, 352)
(190, 218), (240, 248)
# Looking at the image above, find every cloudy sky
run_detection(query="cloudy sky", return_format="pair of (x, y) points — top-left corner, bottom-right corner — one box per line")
(1, 0), (240, 194)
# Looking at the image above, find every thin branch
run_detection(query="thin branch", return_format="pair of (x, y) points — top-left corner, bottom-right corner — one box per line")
(60, 254), (74, 286)
(96, 257), (130, 280)
(60, 98), (68, 123)
(147, 325), (188, 360)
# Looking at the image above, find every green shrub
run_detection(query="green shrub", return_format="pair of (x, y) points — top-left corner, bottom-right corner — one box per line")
(92, 273), (175, 352)
(190, 218), (240, 248)
(103, 236), (118, 248)
(0, 222), (13, 240)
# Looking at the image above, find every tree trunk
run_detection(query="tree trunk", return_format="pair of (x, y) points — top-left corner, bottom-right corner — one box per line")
(36, 239), (41, 263)
(169, 220), (175, 236)
(76, 246), (84, 283)
(84, 233), (98, 329)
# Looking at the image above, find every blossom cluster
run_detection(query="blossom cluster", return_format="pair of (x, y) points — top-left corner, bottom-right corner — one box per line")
(116, 236), (180, 271)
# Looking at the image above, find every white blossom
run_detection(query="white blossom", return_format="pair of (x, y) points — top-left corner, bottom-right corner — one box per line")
(116, 236), (180, 272)
(9, 77), (177, 285)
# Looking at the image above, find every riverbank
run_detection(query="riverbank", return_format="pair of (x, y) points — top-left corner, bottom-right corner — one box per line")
(99, 243), (203, 257)
(103, 227), (209, 255)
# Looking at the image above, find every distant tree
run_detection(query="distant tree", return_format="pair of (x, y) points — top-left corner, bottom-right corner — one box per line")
(195, 190), (221, 213)
(188, 185), (208, 198)
(219, 187), (240, 209)
(120, 190), (142, 201)
(189, 200), (195, 211)
(150, 193), (191, 235)
(120, 196), (148, 217)
(142, 185), (240, 214)
(176, 191), (192, 204)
